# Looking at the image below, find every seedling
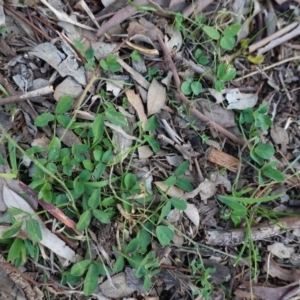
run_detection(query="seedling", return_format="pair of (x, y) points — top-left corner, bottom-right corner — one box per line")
(181, 77), (202, 95)
(100, 54), (121, 72)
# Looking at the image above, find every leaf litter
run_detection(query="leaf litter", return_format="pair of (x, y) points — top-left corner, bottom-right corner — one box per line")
(0, 0), (300, 299)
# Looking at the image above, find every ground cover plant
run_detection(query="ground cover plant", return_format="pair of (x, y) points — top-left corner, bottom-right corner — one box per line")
(0, 0), (300, 299)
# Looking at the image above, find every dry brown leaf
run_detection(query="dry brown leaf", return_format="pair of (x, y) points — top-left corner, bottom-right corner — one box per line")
(117, 57), (150, 90)
(125, 89), (147, 129)
(264, 257), (300, 282)
(267, 242), (295, 259)
(154, 182), (184, 198)
(147, 78), (166, 116)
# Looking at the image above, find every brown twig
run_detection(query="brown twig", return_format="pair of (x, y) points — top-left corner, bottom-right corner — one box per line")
(4, 4), (52, 41)
(0, 86), (54, 105)
(205, 216), (300, 246)
(157, 34), (245, 146)
(26, 7), (42, 44)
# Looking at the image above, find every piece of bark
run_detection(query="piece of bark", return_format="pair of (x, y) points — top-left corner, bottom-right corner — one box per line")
(205, 216), (300, 246)
(206, 147), (240, 173)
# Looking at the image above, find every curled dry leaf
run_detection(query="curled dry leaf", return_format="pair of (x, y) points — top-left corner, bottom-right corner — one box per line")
(237, 0), (260, 42)
(164, 26), (183, 52)
(184, 203), (200, 227)
(125, 89), (147, 129)
(263, 257), (300, 282)
(3, 185), (78, 263)
(147, 78), (166, 116)
(225, 88), (258, 110)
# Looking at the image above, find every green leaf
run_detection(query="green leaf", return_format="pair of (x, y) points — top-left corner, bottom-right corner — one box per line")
(261, 167), (285, 182)
(1, 219), (23, 238)
(114, 255), (124, 272)
(124, 173), (137, 190)
(46, 162), (57, 174)
(195, 48), (202, 59)
(0, 153), (6, 165)
(146, 136), (160, 152)
(7, 238), (23, 262)
(48, 137), (61, 161)
(93, 261), (110, 276)
(158, 201), (171, 224)
(191, 81), (202, 95)
(71, 259), (91, 276)
(181, 81), (192, 95)
(74, 178), (85, 196)
(82, 160), (94, 171)
(85, 47), (94, 60)
(100, 59), (108, 70)
(222, 67), (236, 82)
(223, 23), (241, 37)
(250, 149), (264, 165)
(74, 40), (85, 55)
(261, 161), (285, 182)
(203, 26), (220, 40)
(26, 218), (42, 243)
(93, 209), (110, 224)
(254, 143), (274, 159)
(156, 226), (174, 246)
(163, 175), (177, 186)
(56, 115), (72, 127)
(143, 275), (152, 291)
(76, 210), (92, 231)
(175, 161), (189, 176)
(84, 263), (99, 296)
(218, 192), (283, 205)
(125, 237), (141, 253)
(176, 178), (194, 191)
(55, 95), (74, 114)
(88, 189), (100, 208)
(101, 148), (113, 163)
(92, 114), (104, 143)
(198, 55), (209, 65)
(220, 36), (235, 50)
(34, 113), (55, 127)
(93, 163), (106, 179)
(170, 198), (187, 210)
(215, 80), (224, 92)
(217, 64), (229, 80)
(145, 115), (158, 131)
(217, 195), (247, 216)
(131, 50), (141, 62)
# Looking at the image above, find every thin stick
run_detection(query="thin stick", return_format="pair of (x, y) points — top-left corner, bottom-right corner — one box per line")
(0, 86), (54, 105)
(248, 21), (299, 53)
(235, 55), (300, 82)
(4, 4), (52, 41)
